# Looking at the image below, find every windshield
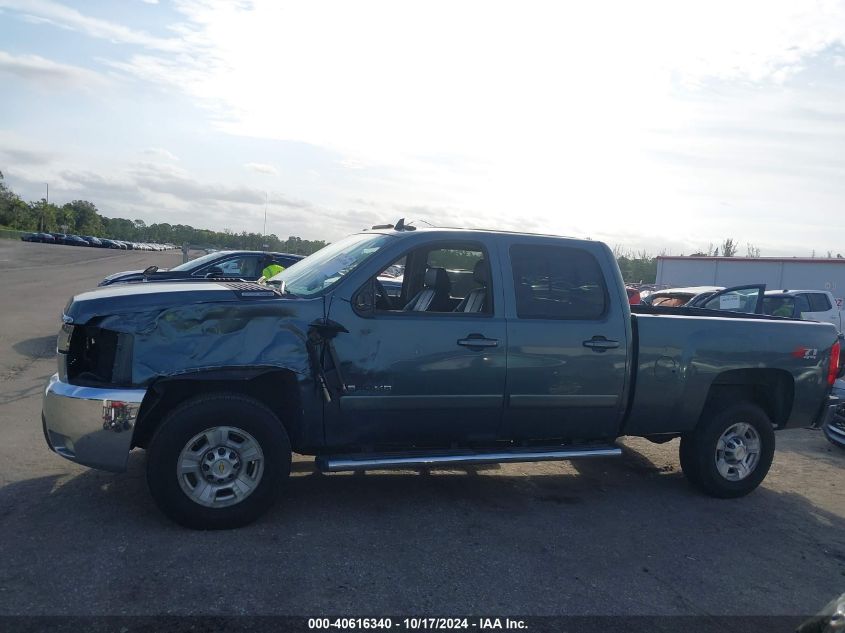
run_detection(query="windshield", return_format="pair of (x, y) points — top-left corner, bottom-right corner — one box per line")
(701, 287), (762, 313)
(270, 233), (393, 297)
(171, 251), (231, 272)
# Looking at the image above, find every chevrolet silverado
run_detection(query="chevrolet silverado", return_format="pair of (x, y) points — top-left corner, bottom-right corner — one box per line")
(42, 224), (842, 528)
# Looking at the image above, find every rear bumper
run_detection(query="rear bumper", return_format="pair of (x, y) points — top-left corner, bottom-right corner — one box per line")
(42, 373), (146, 472)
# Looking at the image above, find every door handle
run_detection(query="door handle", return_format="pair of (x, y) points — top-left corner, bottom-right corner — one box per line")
(583, 336), (620, 352)
(458, 334), (499, 349)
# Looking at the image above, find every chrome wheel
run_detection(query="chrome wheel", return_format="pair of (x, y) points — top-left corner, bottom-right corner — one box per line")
(715, 422), (761, 481)
(177, 426), (264, 508)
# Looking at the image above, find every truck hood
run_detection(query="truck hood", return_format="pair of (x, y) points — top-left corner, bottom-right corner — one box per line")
(65, 281), (280, 325)
(64, 281), (324, 387)
(99, 269), (182, 285)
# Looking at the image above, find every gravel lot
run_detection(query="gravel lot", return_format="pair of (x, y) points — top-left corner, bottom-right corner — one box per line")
(0, 239), (843, 617)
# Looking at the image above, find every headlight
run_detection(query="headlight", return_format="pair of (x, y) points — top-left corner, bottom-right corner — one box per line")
(57, 323), (74, 353)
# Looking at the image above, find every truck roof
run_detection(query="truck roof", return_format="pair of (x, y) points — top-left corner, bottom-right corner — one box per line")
(764, 289), (834, 296)
(361, 224), (581, 242)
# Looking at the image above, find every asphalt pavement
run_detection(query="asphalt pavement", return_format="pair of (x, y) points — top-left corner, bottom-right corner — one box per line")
(0, 239), (843, 617)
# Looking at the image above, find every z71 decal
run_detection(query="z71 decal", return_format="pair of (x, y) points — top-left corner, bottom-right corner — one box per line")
(792, 347), (819, 360)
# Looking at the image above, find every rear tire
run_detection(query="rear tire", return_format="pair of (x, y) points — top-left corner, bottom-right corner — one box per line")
(680, 402), (775, 498)
(146, 393), (291, 529)
(678, 434), (702, 488)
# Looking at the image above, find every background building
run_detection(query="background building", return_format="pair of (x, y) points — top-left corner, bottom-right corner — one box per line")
(655, 257), (845, 309)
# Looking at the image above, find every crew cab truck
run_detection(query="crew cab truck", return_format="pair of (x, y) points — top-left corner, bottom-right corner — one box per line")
(42, 225), (842, 529)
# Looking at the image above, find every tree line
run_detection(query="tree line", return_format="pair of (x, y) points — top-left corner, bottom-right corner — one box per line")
(7, 171), (838, 282)
(0, 171), (328, 255)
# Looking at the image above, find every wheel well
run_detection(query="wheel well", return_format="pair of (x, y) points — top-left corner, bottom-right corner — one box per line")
(703, 369), (794, 428)
(133, 369), (303, 450)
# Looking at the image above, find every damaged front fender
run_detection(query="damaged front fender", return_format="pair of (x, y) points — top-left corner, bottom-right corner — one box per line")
(95, 298), (323, 386)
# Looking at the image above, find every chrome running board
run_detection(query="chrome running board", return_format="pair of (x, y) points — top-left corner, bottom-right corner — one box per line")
(316, 445), (621, 472)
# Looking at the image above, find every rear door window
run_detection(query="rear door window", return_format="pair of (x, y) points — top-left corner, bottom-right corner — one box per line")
(510, 245), (607, 320)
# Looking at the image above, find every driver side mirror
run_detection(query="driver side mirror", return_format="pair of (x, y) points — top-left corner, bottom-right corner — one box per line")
(353, 280), (375, 316)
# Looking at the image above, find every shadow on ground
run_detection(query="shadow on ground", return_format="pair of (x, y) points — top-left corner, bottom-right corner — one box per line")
(0, 372), (52, 406)
(12, 336), (57, 361)
(0, 441), (843, 616)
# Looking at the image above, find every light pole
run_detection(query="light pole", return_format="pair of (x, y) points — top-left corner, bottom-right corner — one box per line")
(41, 182), (49, 232)
(262, 192), (268, 251)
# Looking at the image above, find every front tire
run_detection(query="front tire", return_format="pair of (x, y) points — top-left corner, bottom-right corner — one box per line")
(680, 402), (775, 498)
(146, 393), (291, 529)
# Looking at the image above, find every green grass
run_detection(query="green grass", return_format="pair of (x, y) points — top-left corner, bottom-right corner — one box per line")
(0, 228), (28, 240)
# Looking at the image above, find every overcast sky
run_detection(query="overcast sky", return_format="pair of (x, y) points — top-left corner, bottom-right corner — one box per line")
(1, 0), (844, 255)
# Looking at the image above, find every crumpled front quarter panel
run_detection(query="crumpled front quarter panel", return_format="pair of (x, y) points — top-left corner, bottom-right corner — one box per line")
(97, 299), (322, 386)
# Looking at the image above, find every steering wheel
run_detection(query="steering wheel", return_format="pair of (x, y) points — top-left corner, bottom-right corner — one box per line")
(374, 279), (393, 310)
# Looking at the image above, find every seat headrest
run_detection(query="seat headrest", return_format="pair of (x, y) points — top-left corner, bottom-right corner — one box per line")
(424, 267), (451, 291)
(473, 259), (489, 285)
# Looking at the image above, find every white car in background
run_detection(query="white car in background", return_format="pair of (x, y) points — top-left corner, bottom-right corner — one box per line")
(761, 290), (842, 332)
(643, 285), (723, 307)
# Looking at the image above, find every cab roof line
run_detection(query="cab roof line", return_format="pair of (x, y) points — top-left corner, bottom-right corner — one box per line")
(367, 219), (580, 240)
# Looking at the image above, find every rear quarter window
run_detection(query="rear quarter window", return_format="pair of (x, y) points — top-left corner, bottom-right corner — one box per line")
(510, 244), (608, 320)
(807, 293), (833, 312)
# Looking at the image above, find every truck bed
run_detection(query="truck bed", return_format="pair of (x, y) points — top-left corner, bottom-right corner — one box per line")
(623, 311), (838, 437)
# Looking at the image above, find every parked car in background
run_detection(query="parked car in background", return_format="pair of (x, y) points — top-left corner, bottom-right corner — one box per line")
(626, 287), (641, 305)
(98, 250), (304, 286)
(761, 290), (842, 331)
(824, 378), (845, 449)
(63, 234), (90, 247)
(656, 255), (845, 314)
(20, 232), (56, 243)
(680, 287), (844, 330)
(81, 236), (103, 247)
(19, 232), (175, 249)
(642, 285), (723, 307)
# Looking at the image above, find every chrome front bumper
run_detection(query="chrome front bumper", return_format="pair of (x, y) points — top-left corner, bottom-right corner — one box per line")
(42, 373), (147, 472)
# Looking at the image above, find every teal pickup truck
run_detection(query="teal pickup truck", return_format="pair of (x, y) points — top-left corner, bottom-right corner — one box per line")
(42, 223), (842, 528)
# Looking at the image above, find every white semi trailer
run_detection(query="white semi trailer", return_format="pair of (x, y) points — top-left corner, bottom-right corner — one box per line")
(655, 257), (845, 310)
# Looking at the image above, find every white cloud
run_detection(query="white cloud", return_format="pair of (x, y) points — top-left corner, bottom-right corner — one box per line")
(244, 162), (278, 175)
(0, 0), (184, 51)
(5, 0), (845, 254)
(0, 50), (105, 86)
(0, 131), (58, 166)
(141, 147), (179, 161)
(112, 1), (845, 155)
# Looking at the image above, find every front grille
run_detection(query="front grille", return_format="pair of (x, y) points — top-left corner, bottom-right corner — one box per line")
(66, 326), (124, 385)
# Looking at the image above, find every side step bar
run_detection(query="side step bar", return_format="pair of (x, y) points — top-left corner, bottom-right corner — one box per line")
(316, 445), (621, 472)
